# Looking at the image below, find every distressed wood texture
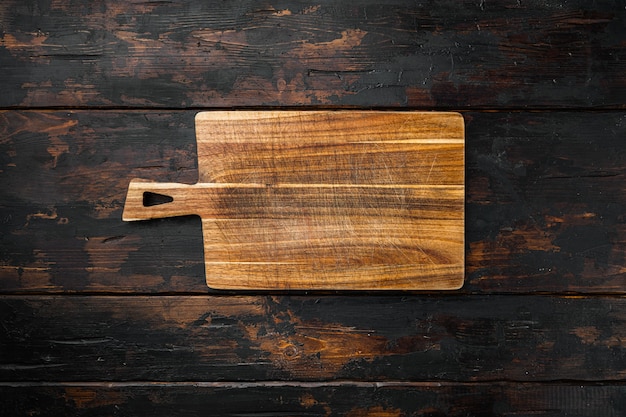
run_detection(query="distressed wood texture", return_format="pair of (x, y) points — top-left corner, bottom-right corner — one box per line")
(2, 295), (626, 382)
(2, 0), (626, 415)
(122, 111), (465, 290)
(3, 383), (626, 416)
(1, 111), (624, 293)
(0, 0), (625, 109)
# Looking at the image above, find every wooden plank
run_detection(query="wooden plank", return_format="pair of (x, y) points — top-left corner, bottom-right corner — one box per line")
(0, 1), (624, 108)
(122, 111), (465, 290)
(2, 382), (625, 416)
(465, 112), (626, 292)
(1, 111), (625, 293)
(2, 295), (626, 382)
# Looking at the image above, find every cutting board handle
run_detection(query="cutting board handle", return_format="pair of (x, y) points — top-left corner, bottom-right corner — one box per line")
(122, 179), (201, 221)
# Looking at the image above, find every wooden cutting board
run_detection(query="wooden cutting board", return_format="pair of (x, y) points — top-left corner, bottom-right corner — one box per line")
(123, 111), (465, 290)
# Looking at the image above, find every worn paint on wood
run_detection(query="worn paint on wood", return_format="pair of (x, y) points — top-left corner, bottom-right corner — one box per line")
(2, 295), (626, 382)
(2, 383), (625, 416)
(0, 1), (625, 108)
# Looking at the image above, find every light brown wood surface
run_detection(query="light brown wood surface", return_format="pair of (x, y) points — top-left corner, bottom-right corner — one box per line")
(123, 111), (465, 290)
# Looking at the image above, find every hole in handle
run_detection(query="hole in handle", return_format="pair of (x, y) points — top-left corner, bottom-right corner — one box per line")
(143, 191), (174, 207)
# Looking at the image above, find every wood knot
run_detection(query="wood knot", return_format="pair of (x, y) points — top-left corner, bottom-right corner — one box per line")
(276, 78), (287, 92)
(283, 344), (299, 359)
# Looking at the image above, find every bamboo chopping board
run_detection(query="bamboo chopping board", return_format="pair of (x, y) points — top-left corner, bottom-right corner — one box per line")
(123, 111), (465, 290)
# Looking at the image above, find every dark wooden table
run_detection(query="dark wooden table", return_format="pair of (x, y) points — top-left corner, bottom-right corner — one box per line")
(2, 1), (626, 415)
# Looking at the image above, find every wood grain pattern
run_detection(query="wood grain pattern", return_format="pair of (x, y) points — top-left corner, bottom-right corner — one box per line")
(194, 111), (465, 184)
(1, 1), (624, 108)
(3, 383), (625, 417)
(123, 111), (465, 290)
(2, 295), (626, 382)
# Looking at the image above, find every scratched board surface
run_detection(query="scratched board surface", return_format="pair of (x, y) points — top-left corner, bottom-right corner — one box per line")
(122, 111), (465, 290)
